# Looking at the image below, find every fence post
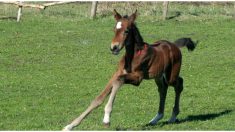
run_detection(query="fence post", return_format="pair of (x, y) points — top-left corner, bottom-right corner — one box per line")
(17, 1), (23, 22)
(163, 1), (169, 20)
(233, 3), (235, 19)
(90, 1), (98, 19)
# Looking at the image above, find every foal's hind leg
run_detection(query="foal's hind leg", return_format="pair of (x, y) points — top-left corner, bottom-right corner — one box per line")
(148, 76), (168, 125)
(168, 77), (183, 123)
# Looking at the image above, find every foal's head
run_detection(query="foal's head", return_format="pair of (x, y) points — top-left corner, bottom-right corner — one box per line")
(110, 9), (138, 55)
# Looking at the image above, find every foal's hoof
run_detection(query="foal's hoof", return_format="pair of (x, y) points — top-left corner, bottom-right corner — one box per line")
(168, 118), (179, 124)
(62, 125), (73, 131)
(103, 122), (110, 128)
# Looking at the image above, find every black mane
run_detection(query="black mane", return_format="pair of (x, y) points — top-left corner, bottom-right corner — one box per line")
(132, 24), (144, 49)
(124, 23), (145, 73)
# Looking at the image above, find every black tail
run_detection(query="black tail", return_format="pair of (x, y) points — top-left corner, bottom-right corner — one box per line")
(174, 38), (198, 51)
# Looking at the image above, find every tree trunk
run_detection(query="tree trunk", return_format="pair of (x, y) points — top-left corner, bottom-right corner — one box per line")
(163, 1), (169, 20)
(90, 1), (98, 19)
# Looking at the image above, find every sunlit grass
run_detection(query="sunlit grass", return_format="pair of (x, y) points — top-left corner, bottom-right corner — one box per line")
(0, 2), (235, 130)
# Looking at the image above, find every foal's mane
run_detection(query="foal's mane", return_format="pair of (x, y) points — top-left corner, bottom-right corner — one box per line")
(123, 15), (145, 50)
(124, 17), (145, 73)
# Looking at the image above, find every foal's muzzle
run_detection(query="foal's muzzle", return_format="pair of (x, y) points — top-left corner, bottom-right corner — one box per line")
(110, 45), (120, 55)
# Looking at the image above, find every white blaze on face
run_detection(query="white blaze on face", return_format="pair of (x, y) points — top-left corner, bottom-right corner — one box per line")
(116, 21), (122, 29)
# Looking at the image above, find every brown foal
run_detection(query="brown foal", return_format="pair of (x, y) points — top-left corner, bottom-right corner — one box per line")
(63, 9), (196, 130)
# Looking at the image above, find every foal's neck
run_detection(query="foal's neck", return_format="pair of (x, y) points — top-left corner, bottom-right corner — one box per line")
(125, 24), (144, 54)
(124, 24), (145, 73)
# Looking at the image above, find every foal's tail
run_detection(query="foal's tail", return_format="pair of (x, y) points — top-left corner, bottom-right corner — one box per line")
(174, 38), (198, 51)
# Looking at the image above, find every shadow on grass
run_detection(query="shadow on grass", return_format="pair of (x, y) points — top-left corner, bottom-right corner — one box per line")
(176, 109), (232, 124)
(167, 11), (181, 20)
(141, 110), (232, 130)
(116, 110), (232, 130)
(0, 16), (17, 20)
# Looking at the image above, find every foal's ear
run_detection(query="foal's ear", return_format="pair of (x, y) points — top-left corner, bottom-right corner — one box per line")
(129, 9), (137, 23)
(113, 9), (122, 21)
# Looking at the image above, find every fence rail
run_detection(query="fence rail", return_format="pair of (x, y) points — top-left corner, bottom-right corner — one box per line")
(1, 1), (235, 22)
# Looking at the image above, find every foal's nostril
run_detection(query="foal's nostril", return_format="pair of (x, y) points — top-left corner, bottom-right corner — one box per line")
(111, 45), (120, 55)
(111, 45), (118, 51)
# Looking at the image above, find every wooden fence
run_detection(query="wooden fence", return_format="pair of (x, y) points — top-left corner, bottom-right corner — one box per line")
(1, 1), (235, 22)
(0, 1), (172, 22)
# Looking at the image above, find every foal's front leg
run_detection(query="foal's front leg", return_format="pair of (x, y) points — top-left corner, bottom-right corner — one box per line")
(103, 71), (142, 126)
(63, 72), (120, 131)
(103, 78), (124, 126)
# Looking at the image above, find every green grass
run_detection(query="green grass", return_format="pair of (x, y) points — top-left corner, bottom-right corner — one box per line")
(0, 2), (235, 130)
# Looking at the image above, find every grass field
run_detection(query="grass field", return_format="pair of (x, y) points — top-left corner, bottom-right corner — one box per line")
(0, 2), (235, 130)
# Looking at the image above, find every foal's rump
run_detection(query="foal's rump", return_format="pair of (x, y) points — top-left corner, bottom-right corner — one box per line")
(148, 38), (197, 84)
(144, 40), (181, 80)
